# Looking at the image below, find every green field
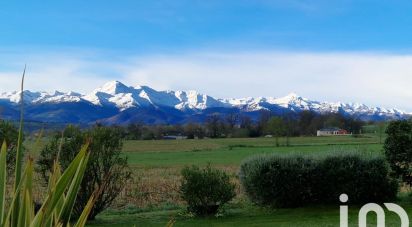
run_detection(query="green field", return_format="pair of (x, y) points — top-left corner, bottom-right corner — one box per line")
(123, 136), (382, 167)
(82, 134), (406, 226)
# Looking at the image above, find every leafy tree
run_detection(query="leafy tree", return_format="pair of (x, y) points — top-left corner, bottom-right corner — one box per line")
(206, 114), (224, 138)
(298, 111), (317, 135)
(152, 125), (165, 139)
(225, 112), (239, 135)
(384, 120), (412, 186)
(239, 115), (259, 137)
(257, 110), (272, 136)
(37, 125), (132, 220)
(239, 115), (252, 129)
(184, 123), (205, 139)
(126, 123), (143, 140)
(323, 113), (345, 129)
(266, 117), (286, 147)
(283, 115), (296, 146)
(184, 123), (196, 139)
(141, 126), (156, 140)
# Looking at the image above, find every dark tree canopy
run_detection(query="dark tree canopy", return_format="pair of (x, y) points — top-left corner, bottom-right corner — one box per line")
(384, 120), (412, 186)
(205, 114), (225, 138)
(118, 111), (365, 140)
(37, 125), (132, 220)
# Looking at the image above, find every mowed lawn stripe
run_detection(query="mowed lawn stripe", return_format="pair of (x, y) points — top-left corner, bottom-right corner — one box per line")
(122, 135), (381, 153)
(124, 143), (382, 167)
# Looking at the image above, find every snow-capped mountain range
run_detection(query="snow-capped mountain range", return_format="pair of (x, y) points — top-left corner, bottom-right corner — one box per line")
(0, 81), (410, 124)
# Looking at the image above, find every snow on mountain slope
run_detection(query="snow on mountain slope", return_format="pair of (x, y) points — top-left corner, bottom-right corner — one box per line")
(82, 81), (227, 111)
(0, 91), (43, 103)
(221, 92), (410, 118)
(0, 90), (82, 104)
(0, 81), (410, 121)
(82, 81), (171, 110)
(83, 81), (138, 109)
(221, 93), (315, 112)
(37, 91), (83, 103)
(171, 90), (229, 110)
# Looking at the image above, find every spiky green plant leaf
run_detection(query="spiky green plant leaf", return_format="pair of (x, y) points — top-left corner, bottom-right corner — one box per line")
(31, 144), (89, 227)
(73, 193), (94, 227)
(0, 142), (7, 225)
(2, 67), (96, 227)
(58, 150), (90, 224)
(12, 64), (26, 227)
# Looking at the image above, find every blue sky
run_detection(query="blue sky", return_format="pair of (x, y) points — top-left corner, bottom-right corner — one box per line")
(3, 0), (412, 52)
(1, 1), (412, 111)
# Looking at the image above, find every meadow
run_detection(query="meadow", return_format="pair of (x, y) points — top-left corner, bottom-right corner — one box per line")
(77, 134), (410, 226)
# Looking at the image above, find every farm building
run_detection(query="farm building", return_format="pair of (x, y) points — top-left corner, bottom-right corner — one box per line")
(162, 135), (187, 140)
(317, 127), (349, 136)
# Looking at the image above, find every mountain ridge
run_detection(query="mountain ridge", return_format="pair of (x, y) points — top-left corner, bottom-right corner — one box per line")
(0, 80), (410, 124)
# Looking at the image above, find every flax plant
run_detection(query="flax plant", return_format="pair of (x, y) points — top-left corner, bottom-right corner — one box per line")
(0, 67), (96, 227)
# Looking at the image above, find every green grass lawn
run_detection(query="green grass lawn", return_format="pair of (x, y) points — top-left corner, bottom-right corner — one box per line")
(125, 144), (382, 167)
(89, 200), (411, 227)
(85, 135), (396, 226)
(123, 135), (382, 167)
(122, 135), (381, 153)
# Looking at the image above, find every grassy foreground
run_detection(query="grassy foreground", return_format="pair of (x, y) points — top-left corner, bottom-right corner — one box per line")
(83, 135), (395, 226)
(90, 200), (411, 227)
(28, 135), (391, 226)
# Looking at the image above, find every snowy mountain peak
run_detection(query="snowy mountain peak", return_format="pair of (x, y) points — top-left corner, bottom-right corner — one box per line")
(0, 81), (410, 122)
(274, 93), (306, 105)
(98, 80), (131, 95)
(284, 92), (301, 99)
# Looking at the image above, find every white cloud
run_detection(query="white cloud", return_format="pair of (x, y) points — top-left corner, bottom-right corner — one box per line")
(0, 51), (117, 93)
(121, 51), (412, 111)
(1, 50), (412, 111)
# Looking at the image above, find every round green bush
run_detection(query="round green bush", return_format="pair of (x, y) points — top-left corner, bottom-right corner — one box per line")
(180, 164), (236, 216)
(239, 152), (398, 208)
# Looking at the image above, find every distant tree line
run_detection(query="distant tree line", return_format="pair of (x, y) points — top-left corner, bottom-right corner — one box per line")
(115, 110), (365, 140)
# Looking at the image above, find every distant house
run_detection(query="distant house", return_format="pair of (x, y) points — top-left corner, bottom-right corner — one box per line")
(162, 135), (187, 140)
(317, 127), (349, 136)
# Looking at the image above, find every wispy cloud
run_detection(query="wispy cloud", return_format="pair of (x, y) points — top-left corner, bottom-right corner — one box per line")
(0, 50), (119, 93)
(1, 49), (412, 111)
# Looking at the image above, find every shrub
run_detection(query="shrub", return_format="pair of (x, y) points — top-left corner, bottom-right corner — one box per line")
(239, 152), (398, 208)
(37, 125), (132, 220)
(180, 164), (236, 216)
(317, 154), (398, 204)
(384, 120), (412, 186)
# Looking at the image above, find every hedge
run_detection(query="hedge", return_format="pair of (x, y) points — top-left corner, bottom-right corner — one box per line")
(239, 152), (398, 208)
